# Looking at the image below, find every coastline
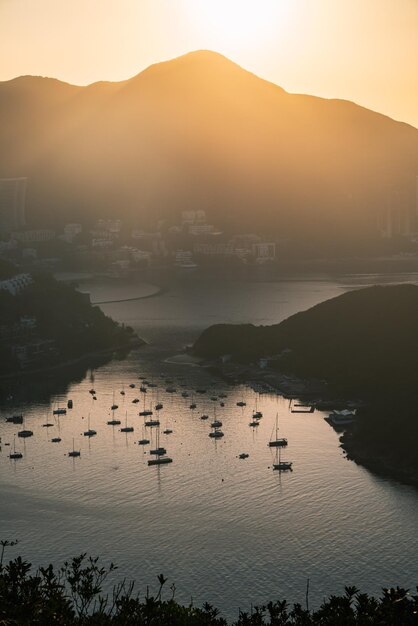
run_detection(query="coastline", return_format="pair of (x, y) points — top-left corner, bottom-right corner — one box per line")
(0, 336), (145, 382)
(340, 433), (418, 489)
(199, 358), (418, 490)
(90, 285), (165, 305)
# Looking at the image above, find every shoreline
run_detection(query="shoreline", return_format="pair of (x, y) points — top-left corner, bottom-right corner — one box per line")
(90, 285), (165, 305)
(199, 358), (418, 490)
(341, 434), (418, 489)
(0, 336), (145, 383)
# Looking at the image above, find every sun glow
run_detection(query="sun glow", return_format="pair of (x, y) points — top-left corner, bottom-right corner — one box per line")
(188, 0), (289, 51)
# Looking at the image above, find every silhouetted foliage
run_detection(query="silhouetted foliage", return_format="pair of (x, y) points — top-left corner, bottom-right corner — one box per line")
(0, 550), (417, 625)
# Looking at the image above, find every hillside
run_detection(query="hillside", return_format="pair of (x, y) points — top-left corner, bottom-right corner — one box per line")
(0, 272), (139, 377)
(193, 284), (418, 484)
(1, 51), (418, 248)
(193, 284), (418, 396)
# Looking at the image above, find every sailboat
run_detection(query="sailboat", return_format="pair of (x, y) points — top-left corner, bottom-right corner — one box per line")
(84, 413), (97, 437)
(268, 413), (288, 447)
(148, 426), (172, 464)
(189, 393), (197, 410)
(236, 393), (246, 407)
(139, 394), (153, 417)
(155, 389), (163, 411)
(17, 415), (33, 438)
(107, 399), (121, 426)
(9, 435), (23, 459)
(110, 391), (119, 411)
(252, 395), (263, 419)
(211, 406), (222, 429)
(138, 427), (150, 445)
(273, 445), (292, 471)
(68, 438), (81, 457)
(120, 411), (134, 433)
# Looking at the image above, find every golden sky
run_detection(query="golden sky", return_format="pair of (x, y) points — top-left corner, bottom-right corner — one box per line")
(1, 0), (417, 128)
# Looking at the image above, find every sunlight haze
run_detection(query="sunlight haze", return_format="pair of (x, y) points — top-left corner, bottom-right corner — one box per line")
(0, 0), (417, 127)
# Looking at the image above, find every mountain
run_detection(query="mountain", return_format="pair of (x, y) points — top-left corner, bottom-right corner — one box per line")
(1, 50), (418, 247)
(193, 284), (418, 395)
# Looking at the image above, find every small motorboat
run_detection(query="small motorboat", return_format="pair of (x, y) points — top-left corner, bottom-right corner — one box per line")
(68, 438), (80, 457)
(17, 430), (33, 438)
(139, 410), (153, 417)
(155, 403), (163, 411)
(42, 423), (54, 428)
(163, 428), (173, 435)
(200, 414), (209, 420)
(181, 391), (189, 398)
(132, 398), (140, 404)
(138, 438), (150, 445)
(209, 430), (224, 438)
(6, 415), (23, 424)
(129, 383), (136, 388)
(51, 437), (62, 443)
(107, 419), (121, 426)
(211, 420), (223, 428)
(148, 457), (172, 465)
(236, 401), (246, 407)
(144, 419), (160, 427)
(150, 446), (167, 456)
(53, 408), (67, 415)
(67, 399), (73, 409)
(190, 403), (197, 410)
(239, 453), (249, 459)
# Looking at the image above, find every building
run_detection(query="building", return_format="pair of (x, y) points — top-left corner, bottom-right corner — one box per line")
(188, 224), (215, 236)
(63, 223), (82, 242)
(0, 273), (32, 296)
(12, 229), (55, 243)
(193, 241), (235, 256)
(0, 178), (27, 235)
(252, 242), (276, 261)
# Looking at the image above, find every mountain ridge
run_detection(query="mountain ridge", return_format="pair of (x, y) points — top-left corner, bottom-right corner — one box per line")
(1, 50), (417, 246)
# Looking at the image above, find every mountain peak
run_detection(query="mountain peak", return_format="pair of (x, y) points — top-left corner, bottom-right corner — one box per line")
(131, 49), (251, 84)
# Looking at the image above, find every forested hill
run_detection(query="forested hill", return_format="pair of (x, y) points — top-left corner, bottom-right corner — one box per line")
(193, 284), (418, 396)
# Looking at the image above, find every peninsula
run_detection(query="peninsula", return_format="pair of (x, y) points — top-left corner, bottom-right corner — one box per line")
(193, 284), (418, 486)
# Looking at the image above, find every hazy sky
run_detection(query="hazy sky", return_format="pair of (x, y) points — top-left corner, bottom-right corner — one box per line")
(1, 0), (417, 128)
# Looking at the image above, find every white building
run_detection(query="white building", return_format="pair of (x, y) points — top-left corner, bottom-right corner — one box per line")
(63, 223), (82, 242)
(252, 242), (276, 261)
(188, 224), (215, 236)
(193, 242), (234, 256)
(12, 229), (55, 243)
(0, 273), (32, 296)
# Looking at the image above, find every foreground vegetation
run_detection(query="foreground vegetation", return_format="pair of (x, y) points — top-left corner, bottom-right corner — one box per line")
(0, 548), (417, 625)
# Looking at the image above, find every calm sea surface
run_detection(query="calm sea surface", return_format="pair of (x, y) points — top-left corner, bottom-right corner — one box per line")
(1, 271), (418, 620)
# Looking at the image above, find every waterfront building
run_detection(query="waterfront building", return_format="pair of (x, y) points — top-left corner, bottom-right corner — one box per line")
(0, 178), (27, 235)
(0, 273), (32, 296)
(252, 242), (276, 261)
